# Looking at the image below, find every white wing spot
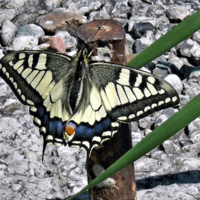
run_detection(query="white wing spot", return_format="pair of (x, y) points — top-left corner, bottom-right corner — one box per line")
(147, 83), (158, 95)
(13, 60), (23, 70)
(132, 88), (144, 100)
(82, 105), (92, 123)
(35, 54), (47, 70)
(9, 61), (14, 66)
(102, 131), (112, 137)
(5, 72), (9, 78)
(158, 101), (164, 106)
(0, 63), (2, 69)
(89, 110), (96, 125)
(21, 95), (25, 101)
(116, 68), (130, 85)
(124, 86), (136, 103)
(165, 97), (171, 103)
(9, 77), (14, 83)
(82, 141), (90, 149)
(92, 136), (101, 143)
(147, 76), (155, 84)
(158, 89), (165, 94)
(22, 68), (32, 78)
(129, 114), (135, 119)
(30, 107), (37, 112)
(2, 67), (6, 73)
(134, 74), (142, 87)
(151, 103), (157, 108)
(31, 71), (45, 89)
(28, 54), (33, 68)
(40, 127), (46, 134)
(13, 82), (17, 89)
(26, 70), (39, 84)
(55, 138), (62, 142)
(36, 71), (53, 96)
(98, 106), (107, 118)
(172, 96), (178, 102)
(111, 122), (119, 127)
(118, 116), (127, 121)
(100, 89), (112, 111)
(105, 82), (121, 108)
(90, 87), (101, 110)
(46, 135), (53, 140)
(17, 89), (21, 95)
(17, 66), (24, 74)
(34, 117), (41, 125)
(50, 79), (63, 102)
(19, 53), (26, 59)
(27, 100), (34, 105)
(137, 110), (143, 116)
(144, 106), (150, 112)
(116, 84), (129, 104)
(144, 88), (151, 98)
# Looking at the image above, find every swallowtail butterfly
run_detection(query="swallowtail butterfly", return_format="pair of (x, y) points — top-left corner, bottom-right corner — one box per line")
(0, 45), (179, 159)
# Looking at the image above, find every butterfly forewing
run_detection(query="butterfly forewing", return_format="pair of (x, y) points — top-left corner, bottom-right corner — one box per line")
(0, 51), (75, 151)
(89, 62), (179, 122)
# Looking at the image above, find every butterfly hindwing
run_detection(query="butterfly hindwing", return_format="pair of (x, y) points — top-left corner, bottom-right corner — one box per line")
(65, 75), (120, 156)
(88, 62), (179, 122)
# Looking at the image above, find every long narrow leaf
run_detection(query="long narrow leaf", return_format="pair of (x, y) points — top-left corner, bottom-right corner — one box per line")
(127, 9), (200, 69)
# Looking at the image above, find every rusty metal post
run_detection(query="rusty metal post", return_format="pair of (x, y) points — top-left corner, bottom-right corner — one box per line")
(77, 19), (137, 200)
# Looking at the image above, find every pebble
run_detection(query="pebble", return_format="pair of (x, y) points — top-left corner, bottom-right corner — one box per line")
(16, 24), (45, 38)
(6, 36), (38, 51)
(166, 5), (190, 21)
(0, 8), (19, 25)
(0, 20), (18, 46)
(164, 74), (183, 94)
(39, 11), (87, 33)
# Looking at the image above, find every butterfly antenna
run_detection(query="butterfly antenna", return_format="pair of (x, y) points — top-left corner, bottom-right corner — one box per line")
(85, 26), (102, 44)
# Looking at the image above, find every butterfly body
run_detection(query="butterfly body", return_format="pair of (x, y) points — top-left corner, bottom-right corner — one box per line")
(0, 47), (179, 158)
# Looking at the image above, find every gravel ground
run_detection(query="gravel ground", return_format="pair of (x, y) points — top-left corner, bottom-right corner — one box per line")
(0, 0), (200, 200)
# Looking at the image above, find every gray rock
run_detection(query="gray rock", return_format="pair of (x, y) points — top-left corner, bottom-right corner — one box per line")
(166, 5), (190, 21)
(6, 36), (38, 51)
(0, 20), (18, 46)
(16, 24), (45, 38)
(164, 74), (183, 94)
(0, 9), (19, 26)
(4, 0), (26, 10)
(39, 11), (87, 33)
(168, 52), (184, 70)
(55, 31), (77, 50)
(179, 39), (200, 59)
(188, 118), (200, 135)
(162, 140), (181, 154)
(43, 0), (61, 11)
(138, 116), (152, 129)
(192, 30), (200, 44)
(183, 79), (200, 100)
(0, 98), (21, 112)
(153, 67), (168, 78)
(125, 33), (135, 55)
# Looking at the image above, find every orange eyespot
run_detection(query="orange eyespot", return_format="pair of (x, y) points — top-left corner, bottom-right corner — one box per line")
(65, 125), (75, 136)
